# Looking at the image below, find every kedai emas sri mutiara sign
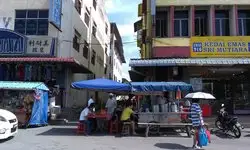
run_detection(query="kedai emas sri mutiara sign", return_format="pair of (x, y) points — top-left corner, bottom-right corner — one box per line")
(190, 36), (250, 57)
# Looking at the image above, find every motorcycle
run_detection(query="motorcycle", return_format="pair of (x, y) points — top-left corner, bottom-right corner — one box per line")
(215, 104), (244, 138)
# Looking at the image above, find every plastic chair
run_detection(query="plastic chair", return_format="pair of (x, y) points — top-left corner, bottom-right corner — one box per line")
(121, 122), (131, 136)
(76, 122), (85, 134)
(109, 120), (118, 134)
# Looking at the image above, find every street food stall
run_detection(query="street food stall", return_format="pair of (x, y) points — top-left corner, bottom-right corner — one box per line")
(0, 81), (49, 127)
(71, 78), (131, 132)
(130, 81), (194, 137)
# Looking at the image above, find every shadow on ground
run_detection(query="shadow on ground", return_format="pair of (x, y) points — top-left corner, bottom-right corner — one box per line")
(0, 136), (14, 143)
(211, 129), (235, 139)
(37, 127), (115, 137)
(154, 143), (189, 150)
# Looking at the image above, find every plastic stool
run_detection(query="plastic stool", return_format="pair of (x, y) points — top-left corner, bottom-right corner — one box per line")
(121, 122), (130, 136)
(76, 122), (85, 134)
(109, 120), (118, 134)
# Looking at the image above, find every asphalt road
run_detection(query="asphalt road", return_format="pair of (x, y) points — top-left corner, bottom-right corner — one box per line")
(0, 126), (250, 150)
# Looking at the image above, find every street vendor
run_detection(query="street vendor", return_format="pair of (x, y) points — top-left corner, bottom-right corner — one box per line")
(120, 101), (137, 135)
(105, 93), (117, 120)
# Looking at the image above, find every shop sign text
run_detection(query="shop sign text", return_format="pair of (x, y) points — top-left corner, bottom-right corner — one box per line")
(26, 36), (56, 56)
(191, 36), (250, 57)
(0, 29), (26, 55)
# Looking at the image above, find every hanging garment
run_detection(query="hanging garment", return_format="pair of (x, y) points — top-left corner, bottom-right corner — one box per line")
(37, 66), (42, 81)
(18, 64), (25, 81)
(0, 65), (3, 80)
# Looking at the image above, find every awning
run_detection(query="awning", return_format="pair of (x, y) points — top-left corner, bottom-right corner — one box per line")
(71, 78), (131, 94)
(0, 57), (91, 73)
(131, 81), (193, 94)
(129, 58), (250, 67)
(0, 57), (75, 62)
(0, 81), (49, 91)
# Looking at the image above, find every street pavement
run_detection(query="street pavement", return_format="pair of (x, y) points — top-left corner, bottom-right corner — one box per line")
(0, 126), (250, 150)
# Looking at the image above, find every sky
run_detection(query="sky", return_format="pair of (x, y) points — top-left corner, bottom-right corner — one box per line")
(105, 0), (141, 81)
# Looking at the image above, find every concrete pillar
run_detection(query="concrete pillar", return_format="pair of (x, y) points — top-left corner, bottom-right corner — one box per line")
(230, 5), (237, 36)
(169, 6), (174, 37)
(208, 5), (215, 36)
(235, 5), (239, 35)
(189, 5), (195, 36)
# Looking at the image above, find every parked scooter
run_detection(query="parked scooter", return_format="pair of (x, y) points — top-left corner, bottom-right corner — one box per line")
(215, 104), (244, 138)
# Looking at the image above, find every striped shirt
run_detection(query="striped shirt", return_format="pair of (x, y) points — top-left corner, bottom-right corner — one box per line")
(190, 103), (204, 127)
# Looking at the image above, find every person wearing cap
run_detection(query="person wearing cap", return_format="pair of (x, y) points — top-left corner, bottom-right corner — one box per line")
(105, 93), (117, 120)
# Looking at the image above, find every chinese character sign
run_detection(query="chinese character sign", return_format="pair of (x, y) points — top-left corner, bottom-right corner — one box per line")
(27, 37), (56, 56)
(49, 0), (62, 29)
(190, 36), (250, 57)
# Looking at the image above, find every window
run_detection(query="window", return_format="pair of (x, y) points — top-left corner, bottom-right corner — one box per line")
(174, 11), (189, 37)
(105, 23), (108, 34)
(15, 10), (48, 35)
(84, 8), (90, 26)
(109, 56), (112, 64)
(104, 64), (107, 74)
(75, 0), (82, 14)
(195, 10), (208, 36)
(215, 10), (229, 36)
(83, 41), (89, 59)
(105, 44), (108, 55)
(73, 29), (81, 52)
(155, 11), (168, 37)
(93, 0), (97, 10)
(238, 10), (250, 36)
(91, 50), (96, 65)
(92, 21), (97, 37)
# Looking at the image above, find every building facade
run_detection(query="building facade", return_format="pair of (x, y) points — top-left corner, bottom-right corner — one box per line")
(109, 23), (126, 83)
(0, 0), (110, 108)
(131, 0), (250, 115)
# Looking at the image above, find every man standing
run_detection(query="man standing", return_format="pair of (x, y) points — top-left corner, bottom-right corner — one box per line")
(105, 93), (117, 119)
(190, 99), (204, 149)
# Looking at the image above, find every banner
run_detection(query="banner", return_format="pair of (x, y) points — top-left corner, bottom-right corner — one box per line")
(190, 36), (250, 57)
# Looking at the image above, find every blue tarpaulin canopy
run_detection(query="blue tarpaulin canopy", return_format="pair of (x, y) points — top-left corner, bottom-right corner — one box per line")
(131, 81), (193, 93)
(71, 78), (131, 93)
(0, 81), (48, 126)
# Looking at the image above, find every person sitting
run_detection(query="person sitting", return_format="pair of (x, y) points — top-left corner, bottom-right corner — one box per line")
(79, 103), (94, 135)
(120, 101), (137, 135)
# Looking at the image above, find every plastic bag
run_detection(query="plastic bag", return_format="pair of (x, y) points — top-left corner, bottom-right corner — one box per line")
(206, 129), (211, 143)
(198, 127), (208, 146)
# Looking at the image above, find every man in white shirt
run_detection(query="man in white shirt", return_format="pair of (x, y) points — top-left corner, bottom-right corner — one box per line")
(79, 104), (94, 135)
(88, 96), (95, 107)
(105, 93), (117, 120)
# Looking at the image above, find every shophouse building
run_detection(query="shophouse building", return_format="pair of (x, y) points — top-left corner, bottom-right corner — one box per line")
(0, 0), (110, 108)
(131, 0), (250, 114)
(109, 23), (126, 83)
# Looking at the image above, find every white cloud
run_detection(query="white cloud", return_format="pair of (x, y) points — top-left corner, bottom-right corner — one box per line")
(105, 0), (138, 14)
(117, 24), (136, 38)
(105, 0), (141, 81)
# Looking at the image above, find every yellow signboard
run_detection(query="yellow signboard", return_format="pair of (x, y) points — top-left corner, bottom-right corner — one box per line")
(190, 36), (250, 57)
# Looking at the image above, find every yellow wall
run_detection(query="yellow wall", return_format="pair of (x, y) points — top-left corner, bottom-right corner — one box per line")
(153, 38), (190, 47)
(156, 0), (249, 6)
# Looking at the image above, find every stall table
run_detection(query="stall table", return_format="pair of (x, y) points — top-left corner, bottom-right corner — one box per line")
(88, 113), (110, 132)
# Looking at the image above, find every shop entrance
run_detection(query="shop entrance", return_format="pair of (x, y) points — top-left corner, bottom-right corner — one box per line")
(188, 66), (250, 115)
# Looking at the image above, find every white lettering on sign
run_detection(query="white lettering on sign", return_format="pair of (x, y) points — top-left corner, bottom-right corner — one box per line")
(0, 17), (12, 29)
(26, 36), (56, 56)
(0, 38), (23, 53)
